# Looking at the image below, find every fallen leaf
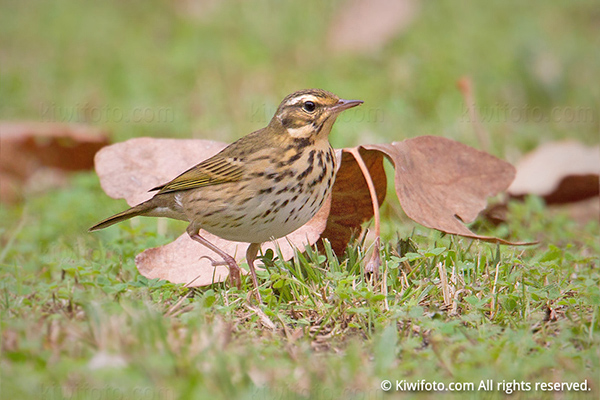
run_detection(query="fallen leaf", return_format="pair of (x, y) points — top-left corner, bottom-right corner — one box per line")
(327, 0), (420, 54)
(320, 148), (387, 255)
(508, 141), (600, 204)
(554, 197), (600, 225)
(363, 136), (524, 244)
(172, 0), (221, 21)
(94, 138), (227, 205)
(0, 122), (109, 203)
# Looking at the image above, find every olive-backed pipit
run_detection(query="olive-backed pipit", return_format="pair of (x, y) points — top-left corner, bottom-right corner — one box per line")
(90, 89), (363, 300)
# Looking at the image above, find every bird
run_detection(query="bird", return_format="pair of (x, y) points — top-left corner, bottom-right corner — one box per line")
(89, 89), (363, 301)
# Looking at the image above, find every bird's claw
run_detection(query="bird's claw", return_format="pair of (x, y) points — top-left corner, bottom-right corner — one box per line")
(199, 255), (228, 266)
(199, 255), (241, 289)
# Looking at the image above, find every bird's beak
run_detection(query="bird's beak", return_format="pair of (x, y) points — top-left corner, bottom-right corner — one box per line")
(330, 98), (364, 113)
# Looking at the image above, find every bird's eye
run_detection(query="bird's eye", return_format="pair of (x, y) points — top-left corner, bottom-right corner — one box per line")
(303, 101), (316, 112)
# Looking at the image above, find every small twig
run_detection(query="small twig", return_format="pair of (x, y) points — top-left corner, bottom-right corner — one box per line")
(245, 304), (276, 331)
(402, 269), (408, 289)
(452, 289), (469, 315)
(437, 262), (452, 308)
(0, 206), (28, 264)
(165, 290), (193, 317)
(457, 76), (491, 152)
(490, 262), (501, 319)
(347, 147), (382, 277)
(382, 256), (389, 311)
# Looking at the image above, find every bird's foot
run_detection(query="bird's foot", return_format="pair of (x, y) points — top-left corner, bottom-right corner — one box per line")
(189, 233), (241, 289)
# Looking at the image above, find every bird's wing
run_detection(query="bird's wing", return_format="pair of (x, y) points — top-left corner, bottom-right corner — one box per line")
(151, 155), (244, 194)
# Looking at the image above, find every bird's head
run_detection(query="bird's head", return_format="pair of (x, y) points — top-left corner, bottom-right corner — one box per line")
(269, 89), (363, 140)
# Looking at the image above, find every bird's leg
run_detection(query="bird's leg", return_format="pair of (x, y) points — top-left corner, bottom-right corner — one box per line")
(246, 243), (262, 303)
(187, 229), (241, 289)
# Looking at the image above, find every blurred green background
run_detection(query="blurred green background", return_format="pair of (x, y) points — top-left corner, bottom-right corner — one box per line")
(2, 0), (598, 154)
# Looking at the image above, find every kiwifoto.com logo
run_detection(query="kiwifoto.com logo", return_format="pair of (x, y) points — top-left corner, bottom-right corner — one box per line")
(40, 103), (175, 123)
(461, 103), (595, 124)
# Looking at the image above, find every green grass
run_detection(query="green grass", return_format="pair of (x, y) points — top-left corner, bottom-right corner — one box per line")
(1, 1), (599, 399)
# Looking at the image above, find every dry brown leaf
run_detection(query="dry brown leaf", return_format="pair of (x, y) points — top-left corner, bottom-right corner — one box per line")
(0, 121), (109, 203)
(94, 138), (227, 205)
(327, 0), (419, 54)
(320, 148), (387, 255)
(555, 197), (600, 225)
(94, 135), (522, 286)
(363, 136), (523, 244)
(508, 141), (600, 204)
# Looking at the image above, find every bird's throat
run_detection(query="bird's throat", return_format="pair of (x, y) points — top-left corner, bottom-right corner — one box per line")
(286, 123), (317, 139)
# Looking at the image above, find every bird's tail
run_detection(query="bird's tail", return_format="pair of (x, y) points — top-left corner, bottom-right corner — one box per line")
(88, 201), (154, 232)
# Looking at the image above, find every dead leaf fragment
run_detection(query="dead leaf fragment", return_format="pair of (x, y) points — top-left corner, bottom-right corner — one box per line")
(508, 141), (600, 204)
(364, 136), (522, 244)
(327, 0), (420, 54)
(320, 148), (387, 255)
(0, 122), (109, 203)
(94, 137), (227, 206)
(556, 197), (600, 225)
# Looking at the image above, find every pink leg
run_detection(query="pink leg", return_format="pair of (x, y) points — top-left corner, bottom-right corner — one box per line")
(188, 232), (241, 289)
(246, 243), (262, 302)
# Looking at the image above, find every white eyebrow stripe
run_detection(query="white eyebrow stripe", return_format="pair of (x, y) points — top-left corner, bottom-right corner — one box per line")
(285, 94), (319, 106)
